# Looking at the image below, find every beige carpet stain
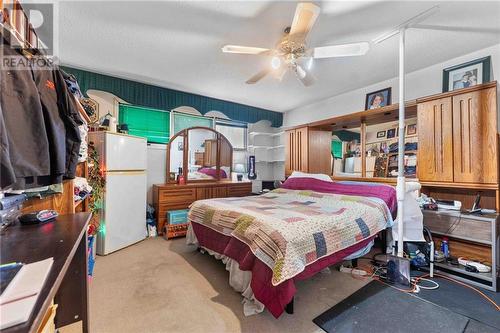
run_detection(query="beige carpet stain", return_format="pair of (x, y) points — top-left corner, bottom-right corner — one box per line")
(83, 237), (369, 333)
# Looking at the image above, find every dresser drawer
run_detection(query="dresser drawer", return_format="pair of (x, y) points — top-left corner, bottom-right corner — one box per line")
(158, 188), (196, 204)
(227, 183), (252, 197)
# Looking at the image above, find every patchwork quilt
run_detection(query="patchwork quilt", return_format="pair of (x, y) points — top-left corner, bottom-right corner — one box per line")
(188, 188), (393, 286)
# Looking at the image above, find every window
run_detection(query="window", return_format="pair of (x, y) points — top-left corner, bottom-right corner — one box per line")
(172, 112), (213, 134)
(215, 121), (247, 150)
(118, 104), (170, 144)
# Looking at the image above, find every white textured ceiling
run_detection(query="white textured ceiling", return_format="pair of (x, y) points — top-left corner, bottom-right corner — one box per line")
(54, 1), (500, 112)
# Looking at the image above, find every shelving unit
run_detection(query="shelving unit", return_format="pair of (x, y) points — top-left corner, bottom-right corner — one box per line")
(248, 121), (285, 192)
(421, 209), (498, 291)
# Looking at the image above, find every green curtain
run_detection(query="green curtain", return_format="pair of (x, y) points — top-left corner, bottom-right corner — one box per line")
(119, 104), (170, 143)
(62, 66), (283, 127)
(333, 130), (360, 142)
(331, 141), (343, 159)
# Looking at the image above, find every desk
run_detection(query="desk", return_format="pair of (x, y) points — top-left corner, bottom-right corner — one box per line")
(0, 213), (91, 332)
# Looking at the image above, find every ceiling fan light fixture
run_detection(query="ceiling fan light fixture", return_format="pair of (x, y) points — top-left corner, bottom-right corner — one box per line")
(271, 56), (281, 69)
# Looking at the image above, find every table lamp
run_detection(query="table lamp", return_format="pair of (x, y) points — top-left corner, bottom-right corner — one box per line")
(234, 163), (246, 181)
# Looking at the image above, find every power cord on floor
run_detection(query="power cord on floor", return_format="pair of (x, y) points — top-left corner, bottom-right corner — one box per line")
(348, 257), (500, 311)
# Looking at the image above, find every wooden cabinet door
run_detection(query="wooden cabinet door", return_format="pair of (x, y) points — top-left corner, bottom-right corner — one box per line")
(285, 129), (295, 176)
(417, 97), (454, 182)
(295, 127), (309, 173)
(308, 130), (332, 175)
(452, 87), (498, 184)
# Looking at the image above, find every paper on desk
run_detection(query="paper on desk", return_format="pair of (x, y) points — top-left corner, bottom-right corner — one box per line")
(0, 258), (53, 329)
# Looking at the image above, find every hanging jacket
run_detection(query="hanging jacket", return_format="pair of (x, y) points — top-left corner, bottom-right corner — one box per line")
(0, 29), (83, 189)
(54, 68), (83, 178)
(0, 30), (51, 189)
(0, 103), (16, 188)
(32, 60), (67, 185)
(32, 59), (83, 179)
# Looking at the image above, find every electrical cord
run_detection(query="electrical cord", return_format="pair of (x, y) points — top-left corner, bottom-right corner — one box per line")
(413, 273), (500, 311)
(350, 258), (500, 311)
(411, 277), (439, 290)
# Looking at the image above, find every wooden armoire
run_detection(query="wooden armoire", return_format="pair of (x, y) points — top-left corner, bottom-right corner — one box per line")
(417, 83), (498, 186)
(285, 126), (332, 176)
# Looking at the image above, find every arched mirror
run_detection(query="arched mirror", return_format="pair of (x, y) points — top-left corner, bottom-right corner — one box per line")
(166, 127), (233, 183)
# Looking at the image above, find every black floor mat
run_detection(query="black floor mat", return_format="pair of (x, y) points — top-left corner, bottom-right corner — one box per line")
(414, 274), (500, 330)
(313, 281), (470, 333)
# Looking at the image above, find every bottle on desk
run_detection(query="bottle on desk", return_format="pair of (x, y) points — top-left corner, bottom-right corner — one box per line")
(177, 167), (185, 185)
(441, 237), (449, 258)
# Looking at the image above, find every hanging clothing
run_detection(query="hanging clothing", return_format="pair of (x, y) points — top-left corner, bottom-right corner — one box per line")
(61, 70), (84, 98)
(0, 29), (83, 189)
(0, 104), (16, 188)
(32, 60), (67, 185)
(53, 68), (84, 178)
(0, 31), (51, 189)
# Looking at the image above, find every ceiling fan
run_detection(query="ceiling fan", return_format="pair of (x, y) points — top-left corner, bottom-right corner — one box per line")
(222, 2), (370, 86)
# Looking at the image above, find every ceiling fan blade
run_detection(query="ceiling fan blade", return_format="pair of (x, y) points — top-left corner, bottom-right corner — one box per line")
(289, 2), (320, 40)
(222, 45), (270, 55)
(312, 42), (370, 59)
(246, 68), (271, 84)
(273, 65), (288, 82)
(295, 65), (315, 87)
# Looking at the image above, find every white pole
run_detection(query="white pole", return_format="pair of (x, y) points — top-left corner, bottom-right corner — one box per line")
(397, 28), (406, 258)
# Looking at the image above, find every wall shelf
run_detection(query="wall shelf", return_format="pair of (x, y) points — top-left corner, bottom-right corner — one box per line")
(248, 121), (286, 193)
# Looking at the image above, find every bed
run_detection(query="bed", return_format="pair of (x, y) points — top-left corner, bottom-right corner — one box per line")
(187, 176), (397, 318)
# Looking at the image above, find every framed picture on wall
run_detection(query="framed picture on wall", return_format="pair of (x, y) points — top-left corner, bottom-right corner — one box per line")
(365, 87), (391, 110)
(376, 131), (386, 138)
(387, 128), (396, 139)
(406, 124), (417, 136)
(442, 56), (491, 92)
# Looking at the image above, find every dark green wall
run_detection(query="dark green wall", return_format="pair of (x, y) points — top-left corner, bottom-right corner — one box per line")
(62, 67), (283, 127)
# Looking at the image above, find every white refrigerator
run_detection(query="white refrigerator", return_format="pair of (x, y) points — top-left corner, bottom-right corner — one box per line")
(89, 132), (147, 255)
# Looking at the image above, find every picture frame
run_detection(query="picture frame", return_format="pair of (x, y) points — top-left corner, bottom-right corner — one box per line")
(177, 141), (183, 151)
(376, 130), (386, 138)
(442, 56), (491, 92)
(406, 124), (417, 136)
(386, 128), (396, 139)
(365, 87), (392, 110)
(169, 172), (176, 181)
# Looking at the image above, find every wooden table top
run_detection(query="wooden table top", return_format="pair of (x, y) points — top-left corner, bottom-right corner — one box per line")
(0, 213), (91, 333)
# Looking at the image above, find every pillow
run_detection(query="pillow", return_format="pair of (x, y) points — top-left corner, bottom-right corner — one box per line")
(288, 171), (333, 182)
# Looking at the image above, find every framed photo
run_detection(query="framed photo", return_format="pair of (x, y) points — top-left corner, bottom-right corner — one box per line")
(406, 124), (417, 136)
(442, 56), (491, 92)
(169, 172), (176, 181)
(376, 131), (386, 138)
(387, 128), (396, 139)
(365, 87), (391, 110)
(177, 141), (183, 151)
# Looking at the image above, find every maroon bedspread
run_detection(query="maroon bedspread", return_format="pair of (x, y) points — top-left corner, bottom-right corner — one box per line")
(191, 222), (375, 318)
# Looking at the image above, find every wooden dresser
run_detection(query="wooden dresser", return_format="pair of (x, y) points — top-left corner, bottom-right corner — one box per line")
(153, 181), (252, 235)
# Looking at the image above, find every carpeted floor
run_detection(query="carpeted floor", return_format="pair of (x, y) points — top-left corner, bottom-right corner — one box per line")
(79, 237), (370, 333)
